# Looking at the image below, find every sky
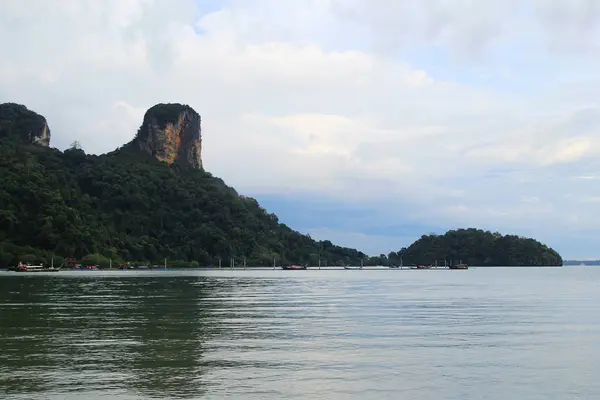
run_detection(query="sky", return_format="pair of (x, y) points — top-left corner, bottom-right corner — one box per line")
(2, 0), (600, 259)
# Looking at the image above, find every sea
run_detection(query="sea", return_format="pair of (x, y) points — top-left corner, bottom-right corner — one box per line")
(0, 267), (598, 399)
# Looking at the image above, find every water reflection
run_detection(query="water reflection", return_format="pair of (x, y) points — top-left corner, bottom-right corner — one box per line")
(0, 276), (240, 399)
(1, 269), (600, 400)
(0, 278), (61, 396)
(122, 278), (214, 398)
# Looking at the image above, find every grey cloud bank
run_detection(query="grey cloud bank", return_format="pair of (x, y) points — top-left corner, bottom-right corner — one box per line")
(1, 0), (600, 258)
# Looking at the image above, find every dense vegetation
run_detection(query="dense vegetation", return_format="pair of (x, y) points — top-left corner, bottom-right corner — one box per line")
(139, 103), (196, 131)
(0, 139), (368, 268)
(386, 229), (562, 266)
(0, 102), (563, 268)
(0, 103), (48, 143)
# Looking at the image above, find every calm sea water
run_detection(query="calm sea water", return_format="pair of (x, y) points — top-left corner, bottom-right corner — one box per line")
(0, 267), (599, 399)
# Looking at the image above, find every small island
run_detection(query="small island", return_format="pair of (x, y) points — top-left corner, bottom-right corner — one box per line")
(386, 229), (562, 267)
(0, 102), (562, 268)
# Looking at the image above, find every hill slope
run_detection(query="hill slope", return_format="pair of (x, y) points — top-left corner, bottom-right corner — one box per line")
(0, 102), (370, 267)
(0, 139), (370, 266)
(0, 102), (563, 267)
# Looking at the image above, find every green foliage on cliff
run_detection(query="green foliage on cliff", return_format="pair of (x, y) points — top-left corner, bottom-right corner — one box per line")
(0, 137), (366, 267)
(0, 103), (48, 144)
(386, 229), (562, 266)
(138, 103), (196, 132)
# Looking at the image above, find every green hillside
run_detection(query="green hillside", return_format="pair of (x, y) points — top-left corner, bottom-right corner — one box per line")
(0, 102), (563, 267)
(0, 139), (371, 267)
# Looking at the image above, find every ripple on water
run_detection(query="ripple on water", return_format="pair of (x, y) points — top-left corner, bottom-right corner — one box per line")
(0, 269), (600, 399)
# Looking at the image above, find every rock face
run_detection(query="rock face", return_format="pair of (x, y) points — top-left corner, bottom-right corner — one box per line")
(0, 103), (51, 146)
(133, 103), (202, 169)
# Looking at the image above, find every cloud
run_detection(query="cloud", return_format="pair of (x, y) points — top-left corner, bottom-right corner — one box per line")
(2, 0), (600, 257)
(329, 0), (526, 57)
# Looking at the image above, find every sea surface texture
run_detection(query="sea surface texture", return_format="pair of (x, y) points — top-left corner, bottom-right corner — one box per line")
(0, 267), (598, 399)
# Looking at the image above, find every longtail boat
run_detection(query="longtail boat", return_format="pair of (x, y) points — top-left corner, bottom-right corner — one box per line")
(281, 265), (307, 270)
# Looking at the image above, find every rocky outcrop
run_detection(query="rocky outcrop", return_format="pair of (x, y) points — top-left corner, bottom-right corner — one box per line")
(0, 103), (51, 146)
(132, 103), (202, 169)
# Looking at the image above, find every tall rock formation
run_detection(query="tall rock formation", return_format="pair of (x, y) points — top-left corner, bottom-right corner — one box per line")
(132, 103), (202, 169)
(0, 103), (51, 146)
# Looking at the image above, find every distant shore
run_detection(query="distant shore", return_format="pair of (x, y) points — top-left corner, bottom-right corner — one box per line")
(2, 265), (565, 272)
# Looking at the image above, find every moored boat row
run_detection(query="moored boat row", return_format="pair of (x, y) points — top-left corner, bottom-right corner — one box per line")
(14, 262), (59, 272)
(281, 265), (307, 270)
(283, 264), (469, 270)
(4, 259), (468, 271)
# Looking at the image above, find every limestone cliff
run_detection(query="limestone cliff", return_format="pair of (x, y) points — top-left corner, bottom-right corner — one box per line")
(132, 103), (202, 169)
(0, 103), (51, 146)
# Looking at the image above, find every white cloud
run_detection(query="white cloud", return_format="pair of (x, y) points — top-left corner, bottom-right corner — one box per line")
(3, 0), (600, 256)
(329, 0), (526, 56)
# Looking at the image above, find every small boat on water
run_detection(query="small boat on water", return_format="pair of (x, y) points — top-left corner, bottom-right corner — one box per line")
(344, 266), (362, 270)
(73, 264), (98, 271)
(14, 263), (59, 273)
(449, 263), (468, 270)
(281, 265), (307, 270)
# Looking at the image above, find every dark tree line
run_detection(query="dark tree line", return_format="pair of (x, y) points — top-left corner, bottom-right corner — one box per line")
(0, 137), (369, 267)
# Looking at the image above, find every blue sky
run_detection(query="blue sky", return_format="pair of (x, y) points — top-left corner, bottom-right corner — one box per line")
(2, 0), (600, 258)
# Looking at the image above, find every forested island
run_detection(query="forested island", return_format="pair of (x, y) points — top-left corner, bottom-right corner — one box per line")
(390, 229), (562, 266)
(0, 102), (563, 268)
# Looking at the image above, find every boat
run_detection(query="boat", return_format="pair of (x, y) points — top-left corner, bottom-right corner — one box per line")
(14, 263), (59, 273)
(73, 264), (98, 271)
(449, 263), (468, 270)
(344, 266), (362, 270)
(281, 265), (307, 270)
